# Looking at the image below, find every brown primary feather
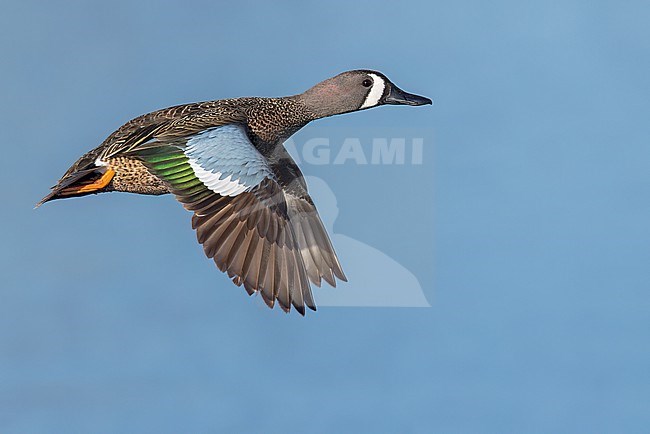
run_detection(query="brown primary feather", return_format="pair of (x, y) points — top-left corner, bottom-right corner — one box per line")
(183, 178), (316, 314)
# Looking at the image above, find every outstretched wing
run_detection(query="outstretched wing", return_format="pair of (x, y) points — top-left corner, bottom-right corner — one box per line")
(268, 146), (347, 288)
(134, 124), (344, 314)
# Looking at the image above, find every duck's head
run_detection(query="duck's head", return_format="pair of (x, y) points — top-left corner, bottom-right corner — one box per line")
(299, 69), (432, 119)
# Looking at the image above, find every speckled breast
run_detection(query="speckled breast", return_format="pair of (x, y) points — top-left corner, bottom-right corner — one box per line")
(107, 157), (170, 195)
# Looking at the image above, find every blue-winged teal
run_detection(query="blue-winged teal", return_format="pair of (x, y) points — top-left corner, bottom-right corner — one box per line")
(38, 70), (432, 315)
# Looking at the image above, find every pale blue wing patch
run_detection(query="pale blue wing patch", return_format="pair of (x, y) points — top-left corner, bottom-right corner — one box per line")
(184, 125), (273, 197)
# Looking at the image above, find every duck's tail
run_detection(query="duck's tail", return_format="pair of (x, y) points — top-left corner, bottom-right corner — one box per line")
(36, 156), (115, 208)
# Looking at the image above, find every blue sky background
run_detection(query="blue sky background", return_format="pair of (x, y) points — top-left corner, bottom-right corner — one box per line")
(2, 0), (650, 432)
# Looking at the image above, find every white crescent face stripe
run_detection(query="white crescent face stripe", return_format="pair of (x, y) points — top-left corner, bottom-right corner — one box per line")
(360, 73), (386, 109)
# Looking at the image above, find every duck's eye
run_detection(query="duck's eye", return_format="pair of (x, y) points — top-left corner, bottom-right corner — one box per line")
(362, 78), (373, 87)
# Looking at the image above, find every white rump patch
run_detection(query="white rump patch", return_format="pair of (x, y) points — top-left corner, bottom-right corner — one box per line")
(188, 159), (248, 197)
(360, 73), (385, 109)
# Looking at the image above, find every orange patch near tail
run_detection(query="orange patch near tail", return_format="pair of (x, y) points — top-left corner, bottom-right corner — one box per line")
(63, 168), (115, 194)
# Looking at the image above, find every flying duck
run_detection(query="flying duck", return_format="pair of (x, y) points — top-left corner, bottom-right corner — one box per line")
(38, 70), (432, 315)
